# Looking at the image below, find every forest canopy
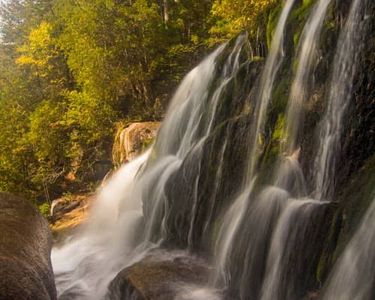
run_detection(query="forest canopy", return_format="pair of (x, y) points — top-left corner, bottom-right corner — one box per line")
(0, 0), (275, 203)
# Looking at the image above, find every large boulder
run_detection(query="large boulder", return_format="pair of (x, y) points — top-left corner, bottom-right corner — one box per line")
(106, 251), (211, 300)
(0, 193), (56, 300)
(112, 122), (160, 166)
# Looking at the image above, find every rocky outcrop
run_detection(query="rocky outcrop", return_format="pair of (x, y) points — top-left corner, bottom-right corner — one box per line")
(106, 251), (210, 300)
(112, 122), (160, 166)
(49, 193), (94, 237)
(0, 193), (56, 300)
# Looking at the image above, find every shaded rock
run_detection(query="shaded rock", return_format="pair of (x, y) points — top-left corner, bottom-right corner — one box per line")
(0, 193), (56, 300)
(92, 160), (113, 181)
(113, 122), (160, 166)
(106, 251), (210, 300)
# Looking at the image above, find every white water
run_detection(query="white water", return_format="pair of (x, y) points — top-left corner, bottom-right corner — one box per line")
(51, 0), (371, 298)
(206, 32), (248, 134)
(214, 0), (297, 285)
(247, 0), (297, 179)
(153, 45), (224, 159)
(52, 151), (150, 300)
(252, 2), (334, 295)
(214, 0), (336, 292)
(314, 0), (366, 201)
(175, 285), (221, 300)
(260, 199), (326, 300)
(52, 39), (247, 299)
(322, 195), (375, 300)
(142, 155), (182, 242)
(145, 37), (249, 244)
(273, 151), (307, 198)
(285, 0), (332, 153)
(214, 181), (255, 284)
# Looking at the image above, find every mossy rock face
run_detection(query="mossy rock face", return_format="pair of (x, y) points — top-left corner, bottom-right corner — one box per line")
(106, 251), (211, 300)
(0, 193), (56, 300)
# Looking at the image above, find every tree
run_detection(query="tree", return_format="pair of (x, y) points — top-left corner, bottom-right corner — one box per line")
(209, 0), (276, 50)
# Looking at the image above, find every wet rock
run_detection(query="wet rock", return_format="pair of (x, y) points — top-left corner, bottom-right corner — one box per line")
(106, 251), (210, 300)
(113, 122), (160, 166)
(0, 193), (56, 300)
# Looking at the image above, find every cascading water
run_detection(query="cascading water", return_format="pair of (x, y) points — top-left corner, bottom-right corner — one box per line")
(213, 0), (334, 298)
(143, 34), (250, 246)
(52, 151), (150, 299)
(321, 195), (375, 300)
(284, 0), (332, 154)
(246, 0), (297, 180)
(51, 0), (373, 298)
(313, 0), (367, 201)
(52, 34), (253, 299)
(252, 2), (335, 298)
(259, 199), (327, 300)
(317, 2), (374, 299)
(214, 0), (297, 286)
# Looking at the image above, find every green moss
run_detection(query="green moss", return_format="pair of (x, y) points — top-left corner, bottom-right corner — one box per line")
(38, 202), (51, 217)
(251, 56), (264, 62)
(266, 114), (286, 163)
(266, 3), (283, 49)
(140, 137), (155, 152)
(259, 66), (292, 168)
(290, 0), (316, 47)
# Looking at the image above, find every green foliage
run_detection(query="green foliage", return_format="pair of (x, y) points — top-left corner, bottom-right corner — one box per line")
(38, 202), (51, 217)
(290, 0), (316, 47)
(0, 0), (275, 203)
(209, 0), (276, 46)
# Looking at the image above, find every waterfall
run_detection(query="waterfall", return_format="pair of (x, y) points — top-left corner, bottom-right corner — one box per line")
(313, 0), (367, 201)
(52, 151), (150, 300)
(52, 35), (252, 299)
(317, 2), (373, 299)
(50, 0), (372, 298)
(321, 195), (375, 300)
(260, 199), (327, 300)
(246, 0), (297, 180)
(214, 0), (335, 297)
(251, 3), (335, 298)
(214, 0), (297, 285)
(285, 0), (332, 154)
(143, 34), (250, 245)
(152, 45), (223, 159)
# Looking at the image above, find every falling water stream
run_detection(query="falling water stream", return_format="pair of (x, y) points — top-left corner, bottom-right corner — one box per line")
(321, 195), (375, 300)
(214, 0), (297, 285)
(51, 0), (373, 299)
(313, 0), (367, 201)
(52, 151), (151, 299)
(214, 0), (333, 298)
(285, 0), (332, 154)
